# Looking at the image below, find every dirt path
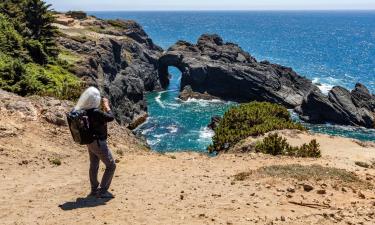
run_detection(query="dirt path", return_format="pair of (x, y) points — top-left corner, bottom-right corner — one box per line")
(1, 149), (375, 225)
(1, 91), (375, 225)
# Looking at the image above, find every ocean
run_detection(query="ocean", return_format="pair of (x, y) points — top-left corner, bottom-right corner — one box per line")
(91, 11), (375, 151)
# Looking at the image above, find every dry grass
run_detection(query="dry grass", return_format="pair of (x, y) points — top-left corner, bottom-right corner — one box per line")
(259, 164), (372, 188)
(234, 164), (373, 189)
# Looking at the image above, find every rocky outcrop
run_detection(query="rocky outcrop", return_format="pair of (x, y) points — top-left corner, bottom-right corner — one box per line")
(158, 34), (315, 108)
(179, 85), (220, 101)
(296, 83), (375, 128)
(57, 16), (163, 126)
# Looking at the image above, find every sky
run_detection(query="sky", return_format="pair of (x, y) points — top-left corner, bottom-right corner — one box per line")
(45, 0), (375, 11)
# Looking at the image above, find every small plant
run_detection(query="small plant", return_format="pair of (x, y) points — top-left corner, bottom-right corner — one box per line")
(233, 172), (252, 181)
(49, 158), (61, 166)
(116, 149), (124, 156)
(255, 133), (289, 156)
(208, 102), (305, 153)
(255, 133), (321, 158)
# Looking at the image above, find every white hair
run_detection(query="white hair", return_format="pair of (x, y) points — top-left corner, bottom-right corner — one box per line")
(74, 87), (101, 110)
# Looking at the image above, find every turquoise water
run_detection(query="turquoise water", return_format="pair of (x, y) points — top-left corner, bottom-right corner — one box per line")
(135, 67), (233, 151)
(92, 11), (375, 151)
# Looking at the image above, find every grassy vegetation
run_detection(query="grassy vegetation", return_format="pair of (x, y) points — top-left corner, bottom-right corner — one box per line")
(255, 133), (321, 158)
(58, 49), (82, 65)
(208, 102), (305, 152)
(107, 19), (128, 28)
(49, 158), (61, 166)
(233, 164), (372, 189)
(258, 164), (372, 188)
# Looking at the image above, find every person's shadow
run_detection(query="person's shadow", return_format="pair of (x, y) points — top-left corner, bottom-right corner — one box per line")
(59, 196), (112, 210)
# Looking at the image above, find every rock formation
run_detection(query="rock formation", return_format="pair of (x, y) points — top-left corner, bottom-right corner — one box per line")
(56, 15), (163, 127)
(159, 34), (315, 108)
(296, 83), (375, 128)
(159, 34), (374, 129)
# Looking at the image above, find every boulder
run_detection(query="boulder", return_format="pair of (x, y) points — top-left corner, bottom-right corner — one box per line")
(296, 84), (375, 128)
(179, 85), (219, 101)
(158, 34), (315, 108)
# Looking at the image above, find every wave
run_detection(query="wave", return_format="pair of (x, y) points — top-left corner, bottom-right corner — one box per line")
(147, 138), (161, 146)
(182, 98), (228, 107)
(155, 92), (166, 108)
(198, 127), (215, 142)
(154, 133), (168, 138)
(166, 125), (178, 133)
(312, 78), (334, 94)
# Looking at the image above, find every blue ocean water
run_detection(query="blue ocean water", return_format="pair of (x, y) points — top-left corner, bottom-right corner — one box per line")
(92, 11), (375, 151)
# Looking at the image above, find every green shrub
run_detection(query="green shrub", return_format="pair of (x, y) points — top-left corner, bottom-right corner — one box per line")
(0, 54), (82, 100)
(0, 13), (23, 57)
(66, 10), (87, 20)
(254, 133), (289, 156)
(255, 133), (321, 158)
(24, 39), (49, 64)
(0, 53), (25, 93)
(208, 102), (305, 152)
(23, 63), (82, 99)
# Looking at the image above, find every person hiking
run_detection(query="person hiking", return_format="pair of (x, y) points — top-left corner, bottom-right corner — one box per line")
(74, 87), (116, 198)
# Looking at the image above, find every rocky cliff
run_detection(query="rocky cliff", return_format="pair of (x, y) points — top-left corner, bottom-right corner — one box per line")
(55, 15), (163, 127)
(55, 14), (374, 129)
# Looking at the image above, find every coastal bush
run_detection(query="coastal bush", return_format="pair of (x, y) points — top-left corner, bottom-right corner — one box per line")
(0, 14), (24, 57)
(0, 1), (83, 100)
(208, 102), (305, 152)
(0, 55), (82, 99)
(66, 10), (87, 20)
(24, 39), (49, 64)
(23, 63), (82, 99)
(254, 133), (321, 158)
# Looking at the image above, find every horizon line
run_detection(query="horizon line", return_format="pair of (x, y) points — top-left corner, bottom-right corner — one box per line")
(59, 9), (375, 12)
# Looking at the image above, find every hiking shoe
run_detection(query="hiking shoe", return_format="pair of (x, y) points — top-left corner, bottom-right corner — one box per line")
(96, 190), (115, 199)
(88, 189), (98, 197)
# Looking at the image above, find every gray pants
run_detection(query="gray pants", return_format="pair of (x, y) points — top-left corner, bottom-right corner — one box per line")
(87, 139), (116, 192)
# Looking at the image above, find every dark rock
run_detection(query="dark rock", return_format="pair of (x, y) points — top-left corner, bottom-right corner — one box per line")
(351, 83), (375, 111)
(303, 184), (314, 192)
(296, 84), (375, 128)
(158, 34), (315, 108)
(208, 116), (222, 130)
(179, 85), (219, 101)
(355, 161), (370, 168)
(58, 18), (163, 126)
(317, 189), (326, 195)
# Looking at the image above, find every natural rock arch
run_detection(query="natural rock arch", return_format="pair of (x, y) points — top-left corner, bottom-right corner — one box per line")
(158, 51), (186, 89)
(157, 35), (315, 107)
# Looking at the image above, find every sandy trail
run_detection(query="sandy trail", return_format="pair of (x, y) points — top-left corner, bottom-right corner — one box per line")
(1, 149), (375, 225)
